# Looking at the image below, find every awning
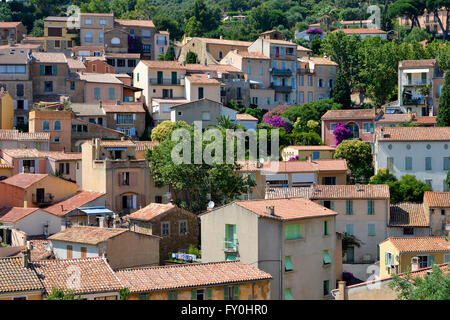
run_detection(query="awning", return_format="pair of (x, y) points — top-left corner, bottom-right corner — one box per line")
(249, 80), (263, 85)
(403, 68), (429, 73)
(105, 147), (128, 151)
(78, 206), (114, 216)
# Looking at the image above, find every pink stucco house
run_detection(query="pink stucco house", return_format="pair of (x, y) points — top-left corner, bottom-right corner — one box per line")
(81, 73), (124, 104)
(321, 109), (379, 147)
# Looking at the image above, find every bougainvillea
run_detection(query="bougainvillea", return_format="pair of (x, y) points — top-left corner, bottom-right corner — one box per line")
(333, 122), (353, 145)
(262, 116), (291, 132)
(262, 105), (290, 122)
(288, 155), (300, 161)
(306, 28), (323, 35)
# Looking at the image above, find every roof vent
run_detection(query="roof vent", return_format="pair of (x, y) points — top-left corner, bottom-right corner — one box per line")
(266, 205), (275, 216)
(383, 134), (390, 138)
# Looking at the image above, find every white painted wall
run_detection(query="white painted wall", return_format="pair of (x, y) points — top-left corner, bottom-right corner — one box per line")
(51, 240), (99, 259)
(15, 210), (63, 236)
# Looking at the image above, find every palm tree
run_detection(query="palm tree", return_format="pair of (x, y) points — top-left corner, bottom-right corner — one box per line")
(317, 6), (338, 32)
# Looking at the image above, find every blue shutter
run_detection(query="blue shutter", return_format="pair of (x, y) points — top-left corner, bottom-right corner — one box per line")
(130, 127), (136, 136)
(52, 65), (57, 75)
(40, 65), (44, 75)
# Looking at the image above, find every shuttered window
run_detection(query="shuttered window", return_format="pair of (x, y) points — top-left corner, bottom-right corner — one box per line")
(284, 224), (303, 240)
(323, 250), (331, 265)
(81, 247), (87, 258)
(168, 291), (177, 300)
(367, 200), (374, 215)
(284, 256), (293, 271)
(368, 224), (376, 236)
(323, 220), (329, 236)
(405, 157), (412, 170)
(67, 245), (73, 259)
(346, 200), (353, 215)
(284, 288), (294, 300)
(346, 224), (353, 235)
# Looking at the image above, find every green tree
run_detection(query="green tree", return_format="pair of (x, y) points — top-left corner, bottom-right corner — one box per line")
(80, 0), (111, 13)
(185, 51), (198, 64)
(290, 131), (324, 146)
(158, 45), (176, 61)
(146, 125), (247, 213)
(389, 264), (450, 300)
(185, 0), (221, 35)
(119, 288), (130, 300)
(403, 27), (432, 42)
(0, 2), (12, 22)
(437, 71), (450, 126)
(46, 288), (79, 300)
(185, 16), (203, 37)
(332, 67), (352, 108)
(153, 14), (183, 41)
(150, 120), (190, 142)
(369, 168), (402, 203)
(30, 19), (44, 37)
(396, 174), (432, 202)
(334, 140), (374, 184)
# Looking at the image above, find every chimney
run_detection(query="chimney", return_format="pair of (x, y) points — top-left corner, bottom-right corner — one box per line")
(266, 205), (275, 216)
(337, 281), (346, 300)
(220, 35), (223, 40)
(21, 243), (31, 268)
(121, 136), (125, 141)
(99, 100), (102, 108)
(60, 204), (64, 212)
(411, 257), (420, 272)
(169, 198), (174, 205)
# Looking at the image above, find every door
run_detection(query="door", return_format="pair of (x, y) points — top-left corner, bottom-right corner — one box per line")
(157, 71), (163, 84)
(171, 72), (177, 85)
(36, 188), (45, 203)
(346, 247), (354, 263)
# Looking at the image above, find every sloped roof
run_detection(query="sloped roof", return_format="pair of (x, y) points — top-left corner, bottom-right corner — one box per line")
(236, 113), (258, 121)
(265, 187), (311, 200)
(332, 28), (387, 34)
(101, 102), (146, 113)
(284, 145), (335, 151)
(0, 257), (44, 294)
(233, 198), (337, 221)
(0, 129), (50, 141)
(134, 141), (159, 152)
(321, 109), (377, 120)
(32, 257), (123, 295)
(126, 203), (175, 221)
(115, 19), (154, 28)
(44, 191), (105, 217)
(0, 207), (41, 223)
(310, 184), (390, 200)
(0, 173), (48, 189)
(389, 203), (429, 227)
(32, 52), (67, 63)
(375, 127), (450, 141)
(194, 37), (252, 47)
(115, 261), (272, 293)
(399, 59), (436, 68)
(185, 73), (220, 85)
(424, 191), (450, 208)
(381, 237), (450, 253)
(48, 226), (127, 245)
(141, 60), (185, 70)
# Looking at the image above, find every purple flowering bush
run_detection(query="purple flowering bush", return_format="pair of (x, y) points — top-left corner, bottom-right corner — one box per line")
(288, 155), (300, 161)
(262, 105), (290, 122)
(333, 122), (353, 145)
(262, 116), (292, 133)
(306, 28), (323, 35)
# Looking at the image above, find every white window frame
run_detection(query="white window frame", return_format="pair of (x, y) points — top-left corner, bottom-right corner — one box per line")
(161, 221), (170, 237)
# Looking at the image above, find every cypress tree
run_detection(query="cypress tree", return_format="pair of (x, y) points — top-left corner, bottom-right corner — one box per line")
(331, 67), (351, 109)
(437, 71), (450, 126)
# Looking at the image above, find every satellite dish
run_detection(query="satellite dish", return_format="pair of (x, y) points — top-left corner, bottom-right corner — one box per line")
(208, 201), (215, 209)
(259, 157), (265, 164)
(70, 52), (74, 57)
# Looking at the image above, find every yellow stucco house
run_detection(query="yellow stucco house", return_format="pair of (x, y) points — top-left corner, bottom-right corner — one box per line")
(0, 89), (14, 130)
(379, 236), (450, 278)
(281, 145), (335, 161)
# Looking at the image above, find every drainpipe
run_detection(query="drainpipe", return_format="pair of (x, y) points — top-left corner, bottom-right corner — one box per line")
(279, 222), (283, 300)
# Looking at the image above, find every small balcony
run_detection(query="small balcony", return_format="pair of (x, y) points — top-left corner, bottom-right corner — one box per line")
(223, 239), (238, 252)
(271, 68), (292, 77)
(297, 68), (313, 75)
(270, 83), (292, 93)
(32, 193), (54, 205)
(403, 79), (431, 86)
(149, 78), (181, 85)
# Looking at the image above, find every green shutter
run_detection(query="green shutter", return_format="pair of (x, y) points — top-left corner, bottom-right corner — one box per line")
(429, 255), (435, 266)
(330, 201), (334, 210)
(224, 287), (230, 300)
(168, 291), (178, 300)
(232, 225), (236, 246)
(368, 224), (375, 236)
(346, 224), (353, 235)
(225, 253), (236, 261)
(206, 288), (212, 300)
(323, 250), (331, 264)
(391, 254), (394, 265)
(191, 289), (197, 300)
(40, 65), (45, 75)
(368, 200), (374, 215)
(52, 65), (57, 75)
(385, 252), (388, 265)
(323, 221), (328, 235)
(285, 224), (301, 240)
(320, 200), (324, 206)
(233, 286), (239, 300)
(284, 256), (293, 271)
(225, 224), (229, 247)
(284, 288), (294, 300)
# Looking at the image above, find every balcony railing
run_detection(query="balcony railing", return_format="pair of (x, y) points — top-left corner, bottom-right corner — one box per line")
(297, 68), (313, 75)
(32, 193), (54, 205)
(403, 97), (426, 105)
(404, 79), (431, 86)
(271, 68), (292, 76)
(270, 84), (293, 92)
(224, 239), (238, 252)
(149, 78), (181, 85)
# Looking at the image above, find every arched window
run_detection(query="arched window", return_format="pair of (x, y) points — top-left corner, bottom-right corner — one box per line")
(346, 122), (359, 139)
(111, 37), (120, 45)
(54, 120), (61, 131)
(42, 120), (50, 131)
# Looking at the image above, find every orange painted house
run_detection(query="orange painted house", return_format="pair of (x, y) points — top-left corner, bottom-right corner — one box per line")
(85, 59), (115, 74)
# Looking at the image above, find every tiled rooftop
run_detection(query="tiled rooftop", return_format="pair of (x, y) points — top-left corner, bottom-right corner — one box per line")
(236, 113), (258, 121)
(101, 102), (146, 113)
(321, 109), (377, 120)
(389, 203), (429, 227)
(32, 257), (123, 295)
(0, 256), (43, 294)
(376, 127), (450, 141)
(126, 203), (175, 221)
(185, 73), (220, 85)
(400, 59), (437, 68)
(0, 207), (40, 223)
(233, 198), (337, 221)
(332, 28), (387, 34)
(424, 191), (450, 208)
(115, 19), (155, 28)
(115, 261), (272, 293)
(0, 173), (48, 189)
(195, 37), (252, 47)
(134, 141), (159, 152)
(48, 226), (127, 245)
(381, 236), (450, 253)
(284, 145), (335, 151)
(79, 72), (123, 84)
(0, 129), (50, 141)
(1, 149), (81, 161)
(141, 60), (185, 70)
(44, 191), (105, 217)
(32, 52), (67, 63)
(265, 187), (311, 200)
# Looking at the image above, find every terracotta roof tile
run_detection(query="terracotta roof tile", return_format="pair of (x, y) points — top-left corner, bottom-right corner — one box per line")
(284, 145), (335, 151)
(0, 173), (48, 189)
(375, 127), (450, 141)
(185, 73), (220, 85)
(48, 226), (127, 245)
(265, 187), (311, 200)
(235, 50), (270, 59)
(115, 19), (154, 28)
(102, 102), (146, 113)
(0, 207), (40, 223)
(45, 191), (105, 217)
(416, 116), (437, 124)
(141, 60), (185, 70)
(0, 256), (43, 294)
(0, 129), (50, 141)
(311, 184), (390, 200)
(32, 257), (123, 295)
(99, 139), (135, 147)
(67, 58), (86, 70)
(404, 263), (449, 280)
(195, 37), (252, 47)
(376, 113), (411, 123)
(307, 57), (338, 66)
(236, 113), (258, 121)
(234, 198), (337, 221)
(32, 52), (67, 63)
(424, 191), (450, 208)
(263, 39), (297, 46)
(389, 203), (429, 227)
(127, 203), (175, 221)
(1, 149), (81, 161)
(381, 236), (450, 253)
(400, 59), (437, 68)
(0, 22), (22, 28)
(239, 159), (348, 173)
(297, 45), (312, 52)
(79, 72), (123, 84)
(321, 109), (377, 120)
(115, 261), (272, 293)
(104, 53), (140, 59)
(332, 28), (387, 34)
(134, 141), (159, 152)
(29, 240), (52, 261)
